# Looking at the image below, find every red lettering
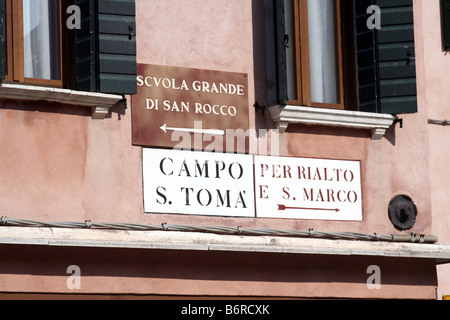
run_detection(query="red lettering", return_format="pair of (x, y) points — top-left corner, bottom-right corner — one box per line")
(259, 185), (269, 199)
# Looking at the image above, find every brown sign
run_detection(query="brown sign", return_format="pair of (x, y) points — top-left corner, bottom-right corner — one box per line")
(131, 64), (249, 152)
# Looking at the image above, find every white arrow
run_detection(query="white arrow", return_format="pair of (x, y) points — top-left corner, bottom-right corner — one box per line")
(159, 123), (225, 136)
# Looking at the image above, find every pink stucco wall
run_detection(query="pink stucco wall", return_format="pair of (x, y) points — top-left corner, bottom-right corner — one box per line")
(418, 0), (450, 300)
(0, 244), (438, 299)
(0, 0), (433, 237)
(0, 0), (444, 299)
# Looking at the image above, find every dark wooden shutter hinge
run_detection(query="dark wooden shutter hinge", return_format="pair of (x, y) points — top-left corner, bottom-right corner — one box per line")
(121, 95), (128, 109)
(394, 117), (403, 129)
(129, 25), (136, 40)
(254, 101), (266, 116)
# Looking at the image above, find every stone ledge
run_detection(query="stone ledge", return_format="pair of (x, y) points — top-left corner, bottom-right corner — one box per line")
(1, 227), (449, 264)
(0, 83), (123, 119)
(269, 105), (396, 141)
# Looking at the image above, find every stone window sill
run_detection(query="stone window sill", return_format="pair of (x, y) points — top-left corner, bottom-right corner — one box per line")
(269, 105), (396, 141)
(0, 83), (123, 119)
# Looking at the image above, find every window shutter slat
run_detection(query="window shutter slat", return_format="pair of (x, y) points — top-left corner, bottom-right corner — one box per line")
(98, 0), (135, 15)
(99, 73), (137, 94)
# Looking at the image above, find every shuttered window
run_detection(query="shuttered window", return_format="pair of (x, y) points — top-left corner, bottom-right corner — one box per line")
(0, 0), (137, 96)
(275, 0), (418, 115)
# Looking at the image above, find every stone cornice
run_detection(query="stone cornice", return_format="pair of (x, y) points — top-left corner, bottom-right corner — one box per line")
(269, 105), (396, 141)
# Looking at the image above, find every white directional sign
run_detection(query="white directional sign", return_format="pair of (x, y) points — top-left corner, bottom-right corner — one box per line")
(143, 149), (363, 221)
(254, 155), (363, 221)
(143, 148), (255, 217)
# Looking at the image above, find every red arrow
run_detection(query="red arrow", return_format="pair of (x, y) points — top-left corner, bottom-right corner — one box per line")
(278, 204), (340, 213)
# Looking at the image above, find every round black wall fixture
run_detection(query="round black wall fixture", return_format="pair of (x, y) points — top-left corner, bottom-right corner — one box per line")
(388, 195), (418, 231)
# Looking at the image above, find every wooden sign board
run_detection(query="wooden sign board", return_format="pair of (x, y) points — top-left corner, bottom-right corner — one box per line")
(132, 64), (249, 152)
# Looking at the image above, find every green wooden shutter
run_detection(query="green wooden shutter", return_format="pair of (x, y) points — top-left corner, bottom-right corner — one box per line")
(274, 0), (288, 103)
(443, 0), (450, 50)
(75, 0), (137, 95)
(355, 0), (378, 113)
(75, 0), (97, 92)
(0, 0), (6, 81)
(355, 0), (418, 114)
(97, 0), (137, 94)
(377, 0), (417, 114)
